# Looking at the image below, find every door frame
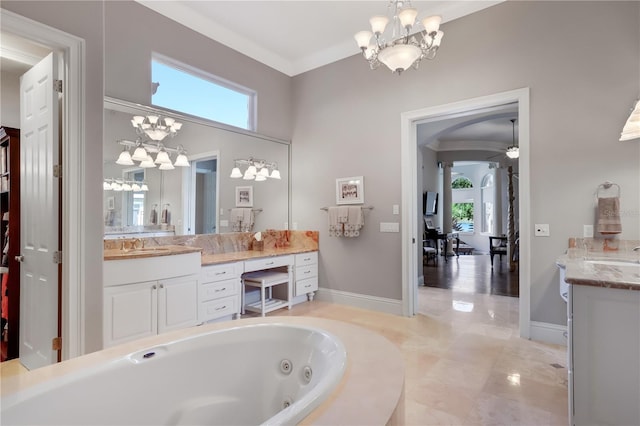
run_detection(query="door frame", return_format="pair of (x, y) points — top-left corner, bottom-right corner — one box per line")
(183, 151), (220, 235)
(400, 88), (531, 339)
(1, 9), (87, 359)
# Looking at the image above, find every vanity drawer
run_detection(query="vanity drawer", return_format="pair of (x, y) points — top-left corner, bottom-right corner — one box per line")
(295, 264), (318, 281)
(200, 262), (243, 283)
(295, 252), (318, 267)
(244, 255), (294, 273)
(295, 277), (318, 296)
(199, 279), (239, 303)
(199, 295), (238, 322)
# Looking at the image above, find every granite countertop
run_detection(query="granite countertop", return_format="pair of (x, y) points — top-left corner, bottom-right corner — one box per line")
(103, 245), (202, 261)
(559, 247), (640, 291)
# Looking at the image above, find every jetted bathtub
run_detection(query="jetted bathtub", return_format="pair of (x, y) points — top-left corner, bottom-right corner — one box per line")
(1, 323), (347, 425)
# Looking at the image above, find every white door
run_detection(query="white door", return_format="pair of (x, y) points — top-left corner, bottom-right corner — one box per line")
(103, 282), (158, 348)
(158, 275), (198, 334)
(19, 52), (60, 370)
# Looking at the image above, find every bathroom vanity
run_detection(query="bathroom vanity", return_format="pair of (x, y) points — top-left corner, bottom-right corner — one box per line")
(561, 246), (640, 426)
(103, 231), (319, 348)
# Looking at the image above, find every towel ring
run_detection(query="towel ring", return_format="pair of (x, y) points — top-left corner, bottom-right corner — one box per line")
(596, 181), (620, 199)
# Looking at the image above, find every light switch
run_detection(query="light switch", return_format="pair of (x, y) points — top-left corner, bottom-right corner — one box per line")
(534, 223), (550, 237)
(583, 225), (594, 238)
(220, 219), (229, 227)
(380, 222), (400, 233)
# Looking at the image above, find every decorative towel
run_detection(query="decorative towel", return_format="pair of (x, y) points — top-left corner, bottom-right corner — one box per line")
(230, 208), (254, 232)
(328, 207), (343, 237)
(596, 197), (622, 234)
(344, 206), (364, 237)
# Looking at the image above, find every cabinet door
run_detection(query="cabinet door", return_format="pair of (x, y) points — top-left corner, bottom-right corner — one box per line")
(158, 275), (198, 334)
(104, 282), (157, 348)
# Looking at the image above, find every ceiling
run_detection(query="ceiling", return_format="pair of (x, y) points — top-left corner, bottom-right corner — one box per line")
(136, 0), (502, 77)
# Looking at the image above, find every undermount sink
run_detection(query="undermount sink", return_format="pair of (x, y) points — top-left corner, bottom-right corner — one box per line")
(124, 247), (171, 254)
(585, 259), (640, 267)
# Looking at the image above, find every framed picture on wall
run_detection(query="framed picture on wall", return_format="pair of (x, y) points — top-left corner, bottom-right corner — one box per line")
(336, 176), (364, 205)
(235, 186), (253, 207)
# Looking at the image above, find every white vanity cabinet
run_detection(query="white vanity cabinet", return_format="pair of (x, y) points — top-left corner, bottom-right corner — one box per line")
(198, 261), (243, 322)
(294, 252), (318, 301)
(568, 284), (640, 426)
(103, 252), (200, 348)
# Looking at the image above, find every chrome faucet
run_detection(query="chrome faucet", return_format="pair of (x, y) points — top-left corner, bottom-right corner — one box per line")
(633, 246), (640, 251)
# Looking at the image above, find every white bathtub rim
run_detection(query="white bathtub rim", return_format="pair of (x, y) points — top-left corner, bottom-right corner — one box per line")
(1, 322), (347, 426)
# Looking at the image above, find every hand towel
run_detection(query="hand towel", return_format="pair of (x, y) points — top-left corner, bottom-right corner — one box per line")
(240, 208), (255, 232)
(596, 197), (622, 234)
(230, 208), (245, 232)
(344, 206), (364, 237)
(328, 206), (343, 237)
(337, 206), (350, 224)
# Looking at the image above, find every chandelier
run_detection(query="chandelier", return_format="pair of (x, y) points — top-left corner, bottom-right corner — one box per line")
(505, 119), (519, 159)
(230, 158), (281, 181)
(131, 114), (182, 141)
(115, 139), (190, 170)
(354, 0), (444, 74)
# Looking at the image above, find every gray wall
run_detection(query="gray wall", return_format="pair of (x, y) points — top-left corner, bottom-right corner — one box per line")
(291, 1), (640, 326)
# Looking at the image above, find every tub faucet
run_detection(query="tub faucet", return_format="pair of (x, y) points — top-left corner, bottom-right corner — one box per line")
(633, 246), (640, 251)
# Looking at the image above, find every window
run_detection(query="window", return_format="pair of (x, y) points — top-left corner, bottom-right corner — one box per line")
(481, 174), (494, 234)
(452, 202), (474, 233)
(151, 54), (256, 130)
(452, 176), (473, 188)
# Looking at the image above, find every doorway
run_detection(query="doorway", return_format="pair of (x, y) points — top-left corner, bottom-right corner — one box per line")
(1, 9), (87, 363)
(401, 88), (531, 339)
(185, 152), (219, 235)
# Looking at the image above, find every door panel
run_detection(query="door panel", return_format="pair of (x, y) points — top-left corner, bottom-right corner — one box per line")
(19, 52), (60, 370)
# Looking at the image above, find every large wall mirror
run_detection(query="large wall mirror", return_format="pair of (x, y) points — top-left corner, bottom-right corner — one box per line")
(103, 97), (290, 238)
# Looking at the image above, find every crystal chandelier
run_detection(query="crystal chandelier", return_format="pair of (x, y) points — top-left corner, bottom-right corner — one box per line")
(230, 157), (281, 181)
(354, 0), (444, 74)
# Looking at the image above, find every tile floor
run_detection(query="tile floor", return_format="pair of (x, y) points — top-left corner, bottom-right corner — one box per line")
(1, 287), (569, 425)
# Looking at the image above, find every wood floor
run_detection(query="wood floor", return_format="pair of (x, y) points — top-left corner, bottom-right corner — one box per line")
(424, 253), (519, 297)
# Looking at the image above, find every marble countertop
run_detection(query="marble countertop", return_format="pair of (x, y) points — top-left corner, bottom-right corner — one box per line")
(201, 247), (317, 265)
(104, 245), (316, 264)
(558, 248), (640, 291)
(103, 245), (202, 260)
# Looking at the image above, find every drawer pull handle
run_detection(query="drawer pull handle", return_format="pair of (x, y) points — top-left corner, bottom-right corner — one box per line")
(266, 261), (274, 265)
(304, 270), (311, 274)
(304, 257), (311, 261)
(215, 287), (226, 292)
(215, 305), (227, 311)
(305, 284), (311, 288)
(215, 271), (227, 276)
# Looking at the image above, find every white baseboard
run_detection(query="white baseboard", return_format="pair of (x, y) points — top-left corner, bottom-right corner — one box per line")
(529, 321), (567, 346)
(315, 288), (403, 316)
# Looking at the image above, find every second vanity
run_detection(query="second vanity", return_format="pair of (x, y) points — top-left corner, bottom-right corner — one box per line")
(558, 241), (640, 426)
(103, 231), (319, 348)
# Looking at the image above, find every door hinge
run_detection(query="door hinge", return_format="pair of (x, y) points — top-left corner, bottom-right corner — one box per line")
(53, 251), (62, 264)
(53, 164), (62, 178)
(52, 337), (62, 351)
(54, 79), (63, 93)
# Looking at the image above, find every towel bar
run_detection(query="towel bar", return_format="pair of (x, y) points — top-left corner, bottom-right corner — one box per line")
(320, 206), (373, 211)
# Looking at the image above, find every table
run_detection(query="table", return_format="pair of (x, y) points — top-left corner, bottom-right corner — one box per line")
(425, 230), (460, 262)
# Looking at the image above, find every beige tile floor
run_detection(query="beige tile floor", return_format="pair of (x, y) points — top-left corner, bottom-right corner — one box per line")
(1, 287), (568, 425)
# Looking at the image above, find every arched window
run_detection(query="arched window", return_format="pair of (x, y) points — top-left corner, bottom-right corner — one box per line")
(452, 176), (473, 189)
(451, 176), (474, 233)
(481, 174), (494, 234)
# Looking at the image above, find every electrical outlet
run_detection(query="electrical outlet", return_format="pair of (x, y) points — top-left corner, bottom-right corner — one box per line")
(534, 223), (550, 237)
(292, 222), (298, 230)
(220, 219), (229, 227)
(583, 224), (594, 238)
(392, 204), (399, 215)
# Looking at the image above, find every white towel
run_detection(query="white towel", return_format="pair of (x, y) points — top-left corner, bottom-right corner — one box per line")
(344, 206), (364, 237)
(337, 206), (349, 223)
(241, 208), (255, 232)
(230, 208), (247, 232)
(328, 207), (343, 237)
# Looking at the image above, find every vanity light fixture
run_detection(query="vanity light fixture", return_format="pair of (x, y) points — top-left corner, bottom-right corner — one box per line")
(354, 0), (444, 74)
(230, 157), (281, 181)
(505, 119), (519, 159)
(103, 178), (149, 192)
(115, 139), (191, 169)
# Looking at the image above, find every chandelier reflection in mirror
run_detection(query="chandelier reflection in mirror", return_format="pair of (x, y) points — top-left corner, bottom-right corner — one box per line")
(354, 0), (444, 74)
(115, 114), (190, 169)
(230, 158), (281, 181)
